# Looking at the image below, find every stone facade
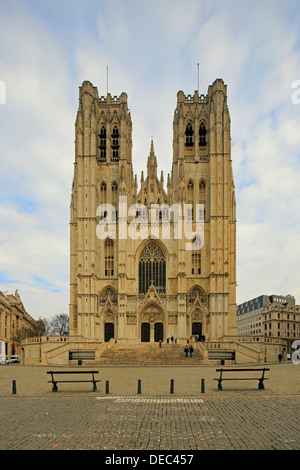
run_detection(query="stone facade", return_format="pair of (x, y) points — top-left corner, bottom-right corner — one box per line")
(237, 294), (296, 336)
(0, 290), (41, 357)
(69, 78), (237, 344)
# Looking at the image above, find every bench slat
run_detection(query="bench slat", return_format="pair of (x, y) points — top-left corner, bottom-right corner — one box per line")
(215, 368), (269, 372)
(48, 380), (100, 384)
(47, 370), (98, 374)
(213, 378), (268, 381)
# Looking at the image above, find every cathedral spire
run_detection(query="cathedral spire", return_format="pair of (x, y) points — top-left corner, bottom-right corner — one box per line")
(147, 138), (157, 177)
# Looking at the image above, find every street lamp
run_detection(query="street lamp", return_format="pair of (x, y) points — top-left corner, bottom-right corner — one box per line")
(12, 320), (15, 355)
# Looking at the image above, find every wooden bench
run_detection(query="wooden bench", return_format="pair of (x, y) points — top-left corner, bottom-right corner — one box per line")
(214, 368), (270, 390)
(47, 370), (100, 392)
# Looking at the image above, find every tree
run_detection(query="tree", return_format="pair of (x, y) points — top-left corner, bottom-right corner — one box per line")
(50, 314), (69, 336)
(41, 317), (53, 336)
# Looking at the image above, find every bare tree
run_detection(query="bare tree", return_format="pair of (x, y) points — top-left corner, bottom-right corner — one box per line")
(50, 314), (69, 336)
(41, 317), (53, 335)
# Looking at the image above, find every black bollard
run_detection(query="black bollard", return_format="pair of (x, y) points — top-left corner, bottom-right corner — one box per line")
(201, 378), (205, 393)
(138, 379), (141, 394)
(105, 380), (109, 394)
(170, 378), (174, 394)
(12, 380), (17, 395)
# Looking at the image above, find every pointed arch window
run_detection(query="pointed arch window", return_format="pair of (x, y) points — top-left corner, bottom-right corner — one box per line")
(199, 180), (206, 219)
(111, 125), (120, 162)
(112, 182), (118, 205)
(112, 182), (118, 219)
(187, 180), (194, 220)
(185, 122), (194, 146)
(199, 123), (207, 146)
(100, 182), (107, 204)
(188, 286), (207, 306)
(105, 239), (114, 277)
(98, 287), (118, 306)
(98, 126), (106, 161)
(191, 236), (201, 275)
(139, 241), (166, 294)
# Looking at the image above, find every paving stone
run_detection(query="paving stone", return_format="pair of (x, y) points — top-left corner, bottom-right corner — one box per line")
(0, 362), (299, 450)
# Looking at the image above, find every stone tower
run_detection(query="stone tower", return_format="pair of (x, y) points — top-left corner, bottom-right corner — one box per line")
(69, 81), (134, 338)
(69, 78), (237, 342)
(169, 79), (237, 340)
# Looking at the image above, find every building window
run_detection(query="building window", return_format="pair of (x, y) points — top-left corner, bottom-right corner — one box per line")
(105, 239), (114, 277)
(139, 241), (166, 294)
(199, 180), (206, 219)
(191, 252), (201, 275)
(188, 286), (207, 306)
(112, 182), (118, 206)
(100, 182), (107, 204)
(98, 126), (106, 162)
(111, 126), (120, 162)
(185, 122), (194, 146)
(199, 123), (207, 146)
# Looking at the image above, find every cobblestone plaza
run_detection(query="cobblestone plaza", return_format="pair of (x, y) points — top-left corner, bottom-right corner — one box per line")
(0, 362), (299, 451)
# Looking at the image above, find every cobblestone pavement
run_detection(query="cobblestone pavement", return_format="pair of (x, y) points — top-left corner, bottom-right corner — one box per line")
(0, 362), (299, 451)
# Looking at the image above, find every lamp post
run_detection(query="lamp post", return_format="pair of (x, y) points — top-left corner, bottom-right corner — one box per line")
(12, 320), (15, 355)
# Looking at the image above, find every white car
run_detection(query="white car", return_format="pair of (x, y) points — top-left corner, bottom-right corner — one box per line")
(7, 355), (20, 363)
(0, 357), (8, 365)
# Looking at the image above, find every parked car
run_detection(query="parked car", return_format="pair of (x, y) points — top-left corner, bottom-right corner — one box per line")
(0, 357), (9, 365)
(8, 355), (20, 363)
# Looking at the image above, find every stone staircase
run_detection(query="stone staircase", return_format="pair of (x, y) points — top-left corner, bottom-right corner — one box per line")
(97, 342), (202, 366)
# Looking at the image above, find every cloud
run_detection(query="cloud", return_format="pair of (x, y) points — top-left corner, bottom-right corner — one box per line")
(0, 0), (300, 318)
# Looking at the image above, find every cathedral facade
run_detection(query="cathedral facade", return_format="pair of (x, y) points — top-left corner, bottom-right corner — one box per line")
(69, 78), (237, 343)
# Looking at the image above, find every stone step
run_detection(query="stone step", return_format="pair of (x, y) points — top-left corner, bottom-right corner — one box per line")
(98, 343), (202, 366)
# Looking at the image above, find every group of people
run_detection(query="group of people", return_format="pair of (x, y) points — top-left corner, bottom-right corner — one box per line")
(184, 345), (194, 357)
(166, 336), (177, 344)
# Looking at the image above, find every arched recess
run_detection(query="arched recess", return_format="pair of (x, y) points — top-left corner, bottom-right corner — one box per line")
(139, 302), (166, 342)
(187, 285), (208, 307)
(199, 121), (207, 146)
(185, 121), (194, 146)
(199, 179), (207, 219)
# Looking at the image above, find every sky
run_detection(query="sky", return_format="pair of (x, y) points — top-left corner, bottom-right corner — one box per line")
(0, 0), (300, 320)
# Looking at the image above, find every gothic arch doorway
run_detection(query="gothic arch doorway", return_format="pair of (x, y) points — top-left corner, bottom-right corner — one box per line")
(105, 322), (114, 342)
(192, 322), (202, 340)
(139, 303), (165, 343)
(154, 323), (163, 342)
(141, 323), (150, 342)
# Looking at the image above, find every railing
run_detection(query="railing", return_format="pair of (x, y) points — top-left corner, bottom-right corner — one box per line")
(23, 335), (73, 345)
(185, 94), (207, 104)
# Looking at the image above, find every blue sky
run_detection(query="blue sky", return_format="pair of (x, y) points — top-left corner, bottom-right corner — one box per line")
(0, 0), (300, 319)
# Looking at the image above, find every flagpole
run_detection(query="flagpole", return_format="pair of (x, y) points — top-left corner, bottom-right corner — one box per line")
(107, 66), (109, 95)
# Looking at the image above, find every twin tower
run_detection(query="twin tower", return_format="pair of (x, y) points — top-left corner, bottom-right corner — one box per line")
(69, 78), (237, 344)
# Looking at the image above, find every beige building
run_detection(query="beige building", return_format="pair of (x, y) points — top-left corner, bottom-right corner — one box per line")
(69, 78), (237, 344)
(21, 78), (290, 365)
(237, 294), (295, 336)
(0, 290), (41, 357)
(263, 301), (300, 344)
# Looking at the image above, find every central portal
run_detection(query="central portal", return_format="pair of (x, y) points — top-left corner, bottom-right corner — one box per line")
(140, 303), (165, 343)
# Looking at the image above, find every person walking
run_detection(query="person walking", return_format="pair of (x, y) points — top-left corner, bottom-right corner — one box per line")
(189, 345), (194, 358)
(184, 345), (189, 357)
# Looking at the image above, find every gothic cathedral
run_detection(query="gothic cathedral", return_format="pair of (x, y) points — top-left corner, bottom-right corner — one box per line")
(69, 78), (237, 344)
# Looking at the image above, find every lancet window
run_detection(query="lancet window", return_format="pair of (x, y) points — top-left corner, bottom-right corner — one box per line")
(139, 241), (166, 294)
